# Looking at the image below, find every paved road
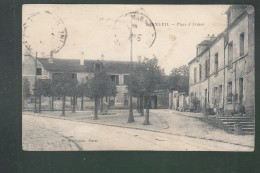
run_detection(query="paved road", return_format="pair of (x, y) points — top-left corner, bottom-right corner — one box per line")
(22, 113), (253, 151)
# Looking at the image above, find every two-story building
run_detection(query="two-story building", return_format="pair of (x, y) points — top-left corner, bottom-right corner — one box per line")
(188, 5), (255, 117)
(22, 50), (135, 110)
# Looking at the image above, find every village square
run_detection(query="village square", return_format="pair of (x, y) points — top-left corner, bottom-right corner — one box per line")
(22, 5), (255, 151)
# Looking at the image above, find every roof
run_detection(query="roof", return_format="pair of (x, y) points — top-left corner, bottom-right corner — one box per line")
(188, 5), (250, 66)
(36, 58), (134, 74)
(225, 5), (247, 14)
(198, 40), (212, 46)
(189, 39), (213, 65)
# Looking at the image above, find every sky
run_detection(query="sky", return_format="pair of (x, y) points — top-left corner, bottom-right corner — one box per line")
(22, 4), (230, 74)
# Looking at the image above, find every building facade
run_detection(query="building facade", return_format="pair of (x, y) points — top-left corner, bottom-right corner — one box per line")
(188, 5), (255, 117)
(22, 51), (136, 110)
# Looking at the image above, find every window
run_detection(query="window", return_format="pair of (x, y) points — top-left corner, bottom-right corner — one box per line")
(205, 59), (210, 78)
(124, 93), (128, 100)
(214, 87), (218, 106)
(227, 81), (232, 103)
(36, 68), (42, 75)
(95, 63), (101, 71)
(239, 78), (243, 103)
(214, 53), (218, 74)
(199, 64), (202, 81)
(240, 32), (245, 56)
(204, 89), (208, 105)
(228, 41), (233, 68)
(194, 67), (197, 83)
(123, 75), (130, 85)
(219, 85), (222, 105)
(71, 73), (77, 79)
(124, 93), (129, 106)
(109, 97), (115, 106)
(110, 75), (119, 85)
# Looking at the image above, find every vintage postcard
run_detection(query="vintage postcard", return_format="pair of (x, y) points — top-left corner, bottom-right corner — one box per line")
(22, 4), (255, 151)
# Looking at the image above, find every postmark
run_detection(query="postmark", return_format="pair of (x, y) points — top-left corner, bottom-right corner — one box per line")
(23, 11), (67, 57)
(113, 10), (156, 48)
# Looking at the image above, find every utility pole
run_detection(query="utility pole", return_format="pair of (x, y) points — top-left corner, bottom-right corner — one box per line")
(34, 52), (38, 113)
(128, 17), (134, 123)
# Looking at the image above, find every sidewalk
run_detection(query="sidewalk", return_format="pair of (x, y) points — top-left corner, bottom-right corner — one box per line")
(154, 109), (254, 148)
(23, 109), (168, 132)
(164, 109), (204, 118)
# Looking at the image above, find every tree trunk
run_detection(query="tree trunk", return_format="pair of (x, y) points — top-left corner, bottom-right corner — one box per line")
(100, 97), (103, 113)
(137, 96), (140, 113)
(93, 97), (99, 120)
(34, 94), (37, 113)
(128, 92), (134, 123)
(51, 94), (54, 111)
(81, 95), (84, 111)
(143, 96), (150, 125)
(140, 95), (144, 116)
(38, 94), (41, 113)
(108, 96), (110, 109)
(61, 95), (66, 116)
(72, 94), (76, 113)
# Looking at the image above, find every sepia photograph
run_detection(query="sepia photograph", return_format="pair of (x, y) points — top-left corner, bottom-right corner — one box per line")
(22, 4), (255, 151)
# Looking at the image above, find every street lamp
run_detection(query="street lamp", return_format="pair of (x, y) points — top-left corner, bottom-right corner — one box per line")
(128, 17), (134, 122)
(113, 11), (156, 123)
(34, 52), (38, 113)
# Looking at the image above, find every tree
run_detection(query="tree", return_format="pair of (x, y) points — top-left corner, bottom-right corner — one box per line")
(130, 57), (164, 125)
(52, 73), (77, 116)
(50, 80), (56, 111)
(78, 81), (89, 111)
(128, 62), (146, 116)
(167, 65), (189, 94)
(67, 80), (79, 113)
(34, 79), (52, 113)
(88, 69), (117, 120)
(22, 78), (31, 111)
(103, 79), (117, 113)
(142, 58), (164, 125)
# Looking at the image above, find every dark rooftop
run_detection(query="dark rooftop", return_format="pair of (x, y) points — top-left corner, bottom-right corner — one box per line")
(37, 58), (134, 74)
(198, 39), (212, 46)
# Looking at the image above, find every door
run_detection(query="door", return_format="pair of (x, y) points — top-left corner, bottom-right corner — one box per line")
(204, 89), (207, 109)
(239, 78), (243, 103)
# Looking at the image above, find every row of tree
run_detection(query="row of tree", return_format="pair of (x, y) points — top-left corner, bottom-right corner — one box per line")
(23, 57), (189, 124)
(22, 70), (117, 118)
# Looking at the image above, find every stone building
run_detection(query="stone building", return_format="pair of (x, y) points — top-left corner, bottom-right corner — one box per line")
(188, 5), (255, 117)
(22, 51), (136, 110)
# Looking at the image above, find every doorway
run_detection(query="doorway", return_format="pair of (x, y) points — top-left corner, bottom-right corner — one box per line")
(204, 89), (207, 109)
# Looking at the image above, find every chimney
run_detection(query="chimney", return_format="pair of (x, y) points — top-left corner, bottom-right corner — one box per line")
(49, 50), (54, 63)
(101, 54), (104, 61)
(205, 34), (215, 41)
(80, 51), (84, 65)
(210, 34), (215, 41)
(23, 48), (32, 62)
